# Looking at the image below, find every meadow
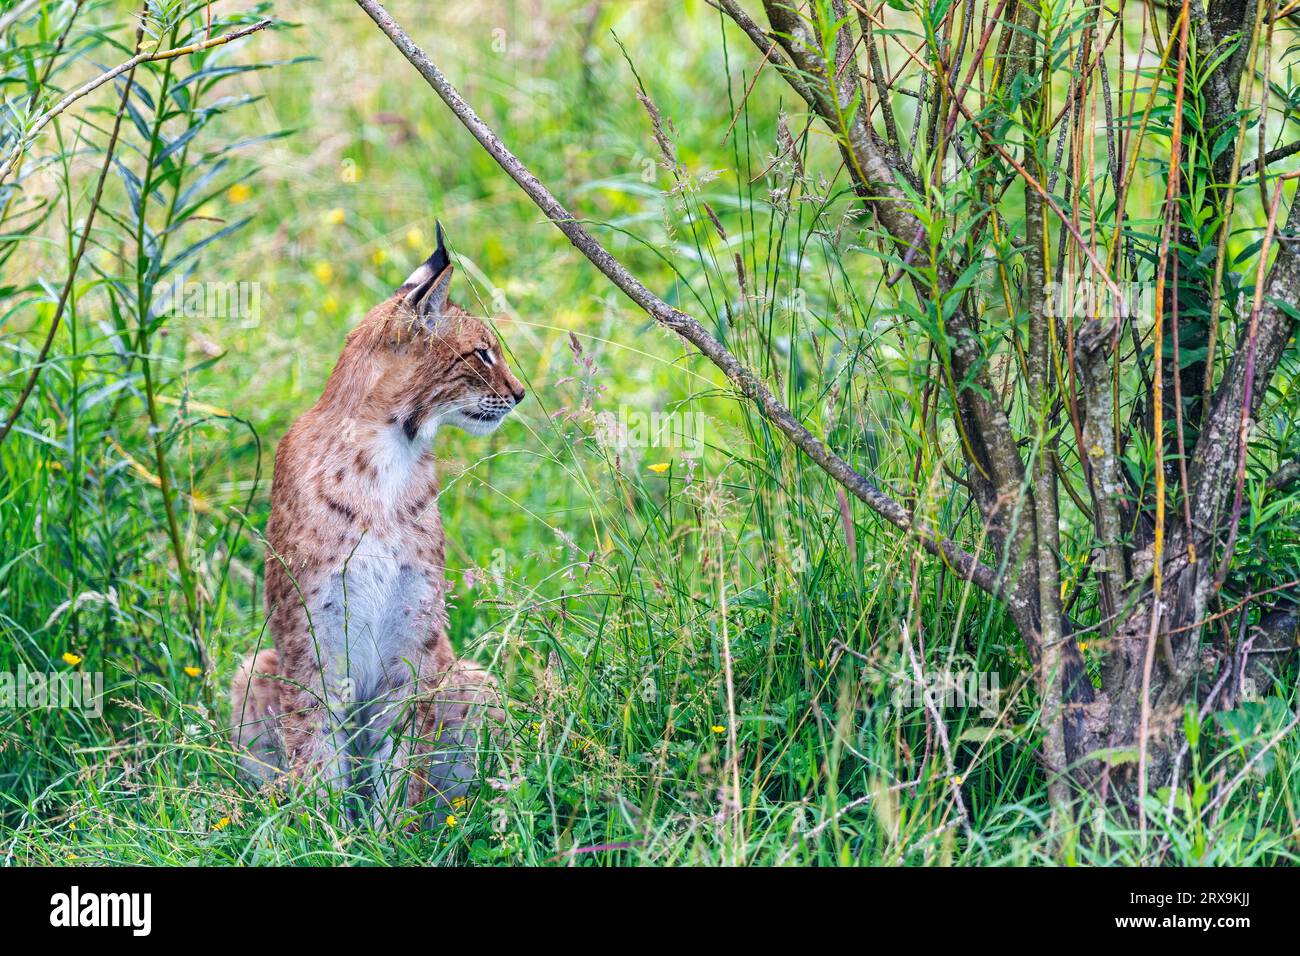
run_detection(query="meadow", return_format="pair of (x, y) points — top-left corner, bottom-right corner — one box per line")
(1, 0), (1298, 866)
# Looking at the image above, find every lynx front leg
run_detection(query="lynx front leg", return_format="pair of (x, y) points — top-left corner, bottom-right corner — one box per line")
(229, 648), (284, 782)
(371, 654), (502, 820)
(276, 677), (354, 797)
(413, 660), (503, 807)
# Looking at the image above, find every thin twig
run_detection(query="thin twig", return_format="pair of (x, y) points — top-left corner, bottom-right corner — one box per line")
(0, 18), (147, 447)
(1215, 167), (1300, 591)
(0, 0), (40, 34)
(1139, 0), (1190, 843)
(1206, 713), (1300, 825)
(353, 0), (1005, 601)
(1240, 139), (1300, 178)
(0, 18), (271, 187)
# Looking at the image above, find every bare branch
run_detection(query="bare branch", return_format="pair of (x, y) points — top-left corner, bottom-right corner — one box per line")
(353, 0), (1004, 599)
(1240, 139), (1300, 178)
(1267, 456), (1300, 491)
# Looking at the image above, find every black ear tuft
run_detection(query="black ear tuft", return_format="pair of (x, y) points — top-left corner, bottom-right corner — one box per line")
(427, 220), (450, 276)
(398, 220), (454, 325)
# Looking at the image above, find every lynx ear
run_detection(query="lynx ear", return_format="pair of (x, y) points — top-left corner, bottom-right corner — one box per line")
(399, 221), (452, 327)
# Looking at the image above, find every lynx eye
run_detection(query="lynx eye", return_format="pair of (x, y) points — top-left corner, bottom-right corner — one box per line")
(474, 347), (495, 366)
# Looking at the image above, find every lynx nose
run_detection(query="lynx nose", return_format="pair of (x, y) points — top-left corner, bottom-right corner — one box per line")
(510, 384), (526, 404)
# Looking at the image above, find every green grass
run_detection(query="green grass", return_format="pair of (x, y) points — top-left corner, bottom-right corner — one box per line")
(0, 0), (1297, 866)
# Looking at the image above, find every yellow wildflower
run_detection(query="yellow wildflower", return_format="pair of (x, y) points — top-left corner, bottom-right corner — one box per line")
(371, 248), (388, 266)
(61, 652), (82, 666)
(184, 666), (202, 678)
(406, 227), (425, 250)
(710, 725), (726, 734)
(227, 183), (252, 203)
(312, 262), (334, 283)
(325, 207), (346, 226)
(647, 462), (670, 473)
(213, 816), (231, 831)
(445, 814), (458, 828)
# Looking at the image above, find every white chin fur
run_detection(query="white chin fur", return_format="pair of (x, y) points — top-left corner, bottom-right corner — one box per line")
(447, 409), (506, 436)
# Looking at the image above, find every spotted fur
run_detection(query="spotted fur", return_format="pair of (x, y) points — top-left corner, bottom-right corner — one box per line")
(229, 226), (524, 815)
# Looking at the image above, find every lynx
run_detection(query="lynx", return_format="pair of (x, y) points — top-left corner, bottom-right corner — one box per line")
(229, 224), (524, 817)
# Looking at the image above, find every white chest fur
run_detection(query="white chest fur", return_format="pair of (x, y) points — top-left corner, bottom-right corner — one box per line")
(314, 534), (444, 701)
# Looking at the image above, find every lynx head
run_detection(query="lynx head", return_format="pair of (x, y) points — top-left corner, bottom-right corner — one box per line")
(353, 222), (525, 443)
